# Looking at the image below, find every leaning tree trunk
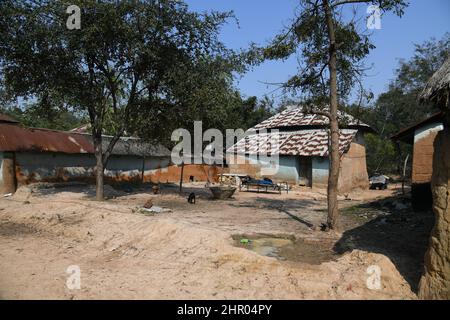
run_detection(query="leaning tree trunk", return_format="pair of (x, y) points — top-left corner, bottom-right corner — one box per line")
(418, 127), (450, 299)
(324, 0), (340, 230)
(93, 134), (105, 201)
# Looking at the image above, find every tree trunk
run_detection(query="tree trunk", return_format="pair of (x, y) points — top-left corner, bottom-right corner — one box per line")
(179, 161), (184, 194)
(93, 134), (104, 201)
(324, 0), (340, 230)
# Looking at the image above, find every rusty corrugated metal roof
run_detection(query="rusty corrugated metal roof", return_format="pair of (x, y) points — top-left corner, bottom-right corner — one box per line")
(252, 106), (370, 131)
(227, 129), (357, 157)
(0, 113), (20, 124)
(0, 123), (94, 154)
(0, 123), (171, 157)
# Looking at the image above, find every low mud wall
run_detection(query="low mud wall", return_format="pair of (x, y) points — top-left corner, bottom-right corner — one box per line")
(5, 151), (220, 191)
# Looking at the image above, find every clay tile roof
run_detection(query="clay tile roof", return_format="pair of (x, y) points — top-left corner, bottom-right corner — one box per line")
(251, 106), (370, 131)
(227, 129), (357, 157)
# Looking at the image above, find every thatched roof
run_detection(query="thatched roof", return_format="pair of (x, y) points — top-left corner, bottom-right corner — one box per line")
(419, 57), (450, 108)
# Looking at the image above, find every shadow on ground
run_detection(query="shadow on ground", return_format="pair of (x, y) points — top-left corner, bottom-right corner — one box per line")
(334, 196), (434, 293)
(230, 197), (319, 228)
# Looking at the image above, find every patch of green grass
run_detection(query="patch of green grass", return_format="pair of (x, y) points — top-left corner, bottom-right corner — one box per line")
(341, 205), (363, 215)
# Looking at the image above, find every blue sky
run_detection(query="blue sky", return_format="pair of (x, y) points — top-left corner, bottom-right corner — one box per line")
(185, 0), (450, 104)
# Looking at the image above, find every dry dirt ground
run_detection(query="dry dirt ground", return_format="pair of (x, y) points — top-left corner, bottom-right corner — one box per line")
(0, 182), (433, 299)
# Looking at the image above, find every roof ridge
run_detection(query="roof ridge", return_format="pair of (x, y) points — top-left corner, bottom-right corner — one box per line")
(252, 106), (370, 131)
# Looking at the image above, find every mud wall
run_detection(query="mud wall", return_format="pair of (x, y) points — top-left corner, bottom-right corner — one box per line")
(312, 157), (329, 189)
(8, 151), (218, 190)
(311, 133), (369, 193)
(275, 156), (301, 184)
(411, 122), (443, 211)
(15, 152), (95, 185)
(226, 154), (300, 184)
(142, 163), (222, 184)
(226, 154), (262, 178)
(418, 128), (450, 299)
(412, 122), (443, 184)
(338, 133), (369, 194)
(227, 141), (369, 193)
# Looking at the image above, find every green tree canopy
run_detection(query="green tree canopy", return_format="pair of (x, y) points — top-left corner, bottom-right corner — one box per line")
(347, 33), (450, 175)
(0, 0), (247, 199)
(250, 0), (407, 230)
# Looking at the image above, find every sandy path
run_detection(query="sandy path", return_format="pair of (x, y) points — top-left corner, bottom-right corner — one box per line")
(0, 184), (415, 299)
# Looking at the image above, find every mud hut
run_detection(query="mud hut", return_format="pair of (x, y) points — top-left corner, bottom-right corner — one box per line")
(0, 117), (172, 193)
(226, 106), (373, 193)
(417, 57), (450, 299)
(391, 112), (445, 211)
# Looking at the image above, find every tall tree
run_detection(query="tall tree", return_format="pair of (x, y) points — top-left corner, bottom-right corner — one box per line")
(371, 33), (449, 135)
(258, 0), (407, 230)
(347, 33), (450, 176)
(0, 97), (86, 131)
(0, 0), (238, 200)
(127, 54), (254, 147)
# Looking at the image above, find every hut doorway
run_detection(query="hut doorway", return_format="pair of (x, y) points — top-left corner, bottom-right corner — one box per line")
(297, 156), (312, 187)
